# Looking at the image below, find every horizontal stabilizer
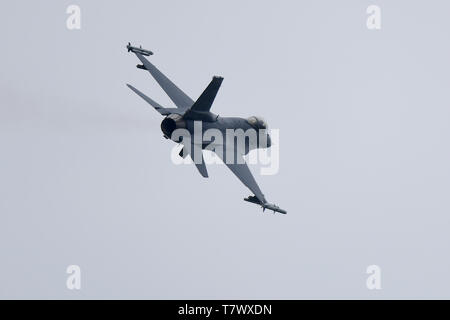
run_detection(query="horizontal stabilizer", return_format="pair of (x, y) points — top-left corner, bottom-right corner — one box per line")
(126, 84), (181, 115)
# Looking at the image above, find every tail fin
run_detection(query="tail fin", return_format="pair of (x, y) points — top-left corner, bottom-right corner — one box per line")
(190, 76), (223, 113)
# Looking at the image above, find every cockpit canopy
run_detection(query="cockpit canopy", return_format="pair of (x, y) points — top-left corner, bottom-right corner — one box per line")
(246, 116), (268, 129)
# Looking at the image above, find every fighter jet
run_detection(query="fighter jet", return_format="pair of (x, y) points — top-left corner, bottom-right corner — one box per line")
(126, 44), (286, 214)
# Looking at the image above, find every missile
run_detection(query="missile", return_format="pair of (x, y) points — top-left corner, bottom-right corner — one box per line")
(262, 202), (287, 214)
(244, 195), (287, 214)
(126, 42), (153, 56)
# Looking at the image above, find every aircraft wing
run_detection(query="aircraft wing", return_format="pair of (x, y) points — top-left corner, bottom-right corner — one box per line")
(134, 53), (194, 110)
(224, 161), (267, 205)
(217, 147), (287, 214)
(218, 147), (267, 205)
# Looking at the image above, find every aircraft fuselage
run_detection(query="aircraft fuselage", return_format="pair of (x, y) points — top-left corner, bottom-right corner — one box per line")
(164, 115), (272, 156)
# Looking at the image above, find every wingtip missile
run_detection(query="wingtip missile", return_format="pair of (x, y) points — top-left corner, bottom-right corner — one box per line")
(126, 42), (153, 56)
(244, 195), (287, 214)
(263, 203), (287, 214)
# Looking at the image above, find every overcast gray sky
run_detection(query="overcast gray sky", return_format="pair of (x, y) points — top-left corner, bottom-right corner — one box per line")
(1, 0), (450, 299)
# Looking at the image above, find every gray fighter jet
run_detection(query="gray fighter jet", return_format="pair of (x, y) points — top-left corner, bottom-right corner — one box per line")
(126, 44), (286, 214)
